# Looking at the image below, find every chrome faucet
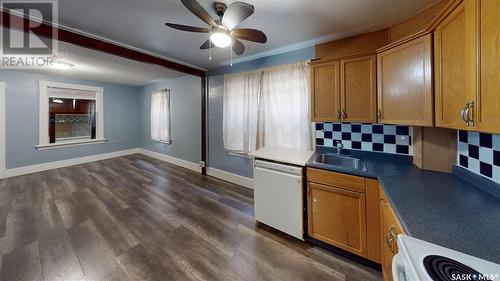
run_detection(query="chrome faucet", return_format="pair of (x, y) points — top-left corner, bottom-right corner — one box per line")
(336, 141), (344, 154)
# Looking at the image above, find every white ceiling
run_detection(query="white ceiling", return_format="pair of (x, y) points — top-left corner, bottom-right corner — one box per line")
(21, 39), (185, 86)
(55, 0), (440, 69)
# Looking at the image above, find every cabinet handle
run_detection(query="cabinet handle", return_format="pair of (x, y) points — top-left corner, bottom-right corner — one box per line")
(466, 101), (475, 126)
(377, 109), (382, 120)
(464, 103), (471, 126)
(336, 109), (341, 121)
(460, 103), (468, 124)
(342, 109), (347, 120)
(380, 198), (388, 207)
(385, 226), (397, 254)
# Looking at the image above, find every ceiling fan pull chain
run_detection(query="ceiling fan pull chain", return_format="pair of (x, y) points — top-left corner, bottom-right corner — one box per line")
(209, 39), (212, 60)
(230, 41), (233, 66)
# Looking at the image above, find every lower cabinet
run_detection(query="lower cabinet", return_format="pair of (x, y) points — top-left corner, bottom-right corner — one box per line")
(308, 181), (367, 256)
(379, 186), (406, 281)
(306, 168), (380, 262)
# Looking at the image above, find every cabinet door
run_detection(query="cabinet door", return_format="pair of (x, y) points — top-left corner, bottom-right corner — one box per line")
(308, 182), (367, 257)
(435, 3), (472, 130)
(340, 55), (377, 123)
(380, 192), (405, 281)
(377, 35), (433, 126)
(311, 61), (340, 122)
(470, 0), (500, 133)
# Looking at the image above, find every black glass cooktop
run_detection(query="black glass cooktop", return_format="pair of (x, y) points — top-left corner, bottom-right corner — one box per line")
(423, 255), (484, 281)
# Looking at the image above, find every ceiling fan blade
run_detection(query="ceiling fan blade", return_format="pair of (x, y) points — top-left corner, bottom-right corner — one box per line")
(180, 0), (217, 27)
(231, 29), (267, 43)
(165, 23), (210, 33)
(222, 2), (254, 30)
(200, 40), (214, 49)
(232, 38), (245, 55)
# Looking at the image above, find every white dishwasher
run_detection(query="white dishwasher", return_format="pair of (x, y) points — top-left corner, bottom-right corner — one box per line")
(254, 159), (304, 240)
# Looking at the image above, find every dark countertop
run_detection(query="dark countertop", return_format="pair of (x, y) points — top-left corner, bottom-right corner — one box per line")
(307, 147), (500, 264)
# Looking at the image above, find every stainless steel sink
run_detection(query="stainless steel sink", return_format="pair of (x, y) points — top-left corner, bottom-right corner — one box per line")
(313, 153), (367, 172)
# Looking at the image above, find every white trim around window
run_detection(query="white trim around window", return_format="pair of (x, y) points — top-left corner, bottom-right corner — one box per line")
(37, 81), (105, 150)
(0, 82), (5, 174)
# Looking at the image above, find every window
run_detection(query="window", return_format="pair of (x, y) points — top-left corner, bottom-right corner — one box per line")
(150, 89), (171, 144)
(37, 81), (104, 150)
(223, 70), (261, 153)
(223, 61), (312, 154)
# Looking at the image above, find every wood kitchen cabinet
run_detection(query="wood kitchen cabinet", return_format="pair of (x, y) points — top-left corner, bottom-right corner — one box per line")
(472, 0), (500, 133)
(434, 0), (500, 133)
(308, 182), (367, 256)
(311, 61), (340, 122)
(306, 168), (381, 262)
(434, 1), (469, 130)
(464, 0), (500, 133)
(310, 55), (377, 123)
(377, 34), (433, 126)
(379, 186), (406, 281)
(340, 55), (377, 123)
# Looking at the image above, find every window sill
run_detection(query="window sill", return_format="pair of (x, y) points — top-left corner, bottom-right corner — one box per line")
(36, 139), (107, 150)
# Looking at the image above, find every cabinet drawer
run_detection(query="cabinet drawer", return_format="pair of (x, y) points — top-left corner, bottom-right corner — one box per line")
(307, 168), (365, 193)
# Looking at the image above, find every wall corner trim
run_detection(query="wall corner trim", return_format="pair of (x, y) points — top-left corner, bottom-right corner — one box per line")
(137, 148), (202, 173)
(206, 167), (254, 189)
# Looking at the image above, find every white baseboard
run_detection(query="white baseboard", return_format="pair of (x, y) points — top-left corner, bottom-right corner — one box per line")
(0, 147), (250, 190)
(206, 167), (254, 189)
(0, 148), (140, 179)
(137, 148), (202, 173)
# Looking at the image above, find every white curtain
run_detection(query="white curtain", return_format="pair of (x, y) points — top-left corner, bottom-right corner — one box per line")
(223, 70), (261, 153)
(222, 61), (312, 153)
(258, 62), (312, 150)
(151, 89), (171, 143)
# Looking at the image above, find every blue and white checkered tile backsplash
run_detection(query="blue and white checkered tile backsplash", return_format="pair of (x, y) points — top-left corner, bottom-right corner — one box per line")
(457, 131), (500, 183)
(315, 123), (413, 155)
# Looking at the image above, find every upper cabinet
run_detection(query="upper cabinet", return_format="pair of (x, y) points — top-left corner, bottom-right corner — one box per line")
(434, 2), (469, 130)
(311, 55), (377, 123)
(311, 61), (340, 122)
(467, 0), (500, 133)
(377, 34), (434, 126)
(434, 0), (500, 133)
(340, 55), (377, 123)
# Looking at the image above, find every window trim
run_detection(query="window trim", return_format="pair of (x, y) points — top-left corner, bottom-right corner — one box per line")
(37, 81), (105, 150)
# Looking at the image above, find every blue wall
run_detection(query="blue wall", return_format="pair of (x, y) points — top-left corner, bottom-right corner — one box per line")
(207, 46), (315, 178)
(139, 75), (201, 163)
(1, 70), (141, 169)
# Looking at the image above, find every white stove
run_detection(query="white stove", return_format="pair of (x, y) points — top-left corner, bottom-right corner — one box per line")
(394, 235), (500, 281)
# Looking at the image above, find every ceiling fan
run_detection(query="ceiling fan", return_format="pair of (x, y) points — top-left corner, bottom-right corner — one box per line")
(165, 0), (267, 56)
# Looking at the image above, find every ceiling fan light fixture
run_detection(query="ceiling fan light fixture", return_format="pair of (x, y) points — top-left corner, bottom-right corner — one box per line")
(210, 31), (232, 48)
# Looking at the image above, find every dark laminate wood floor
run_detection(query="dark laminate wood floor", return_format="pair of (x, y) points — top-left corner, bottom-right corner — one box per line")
(0, 154), (382, 281)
